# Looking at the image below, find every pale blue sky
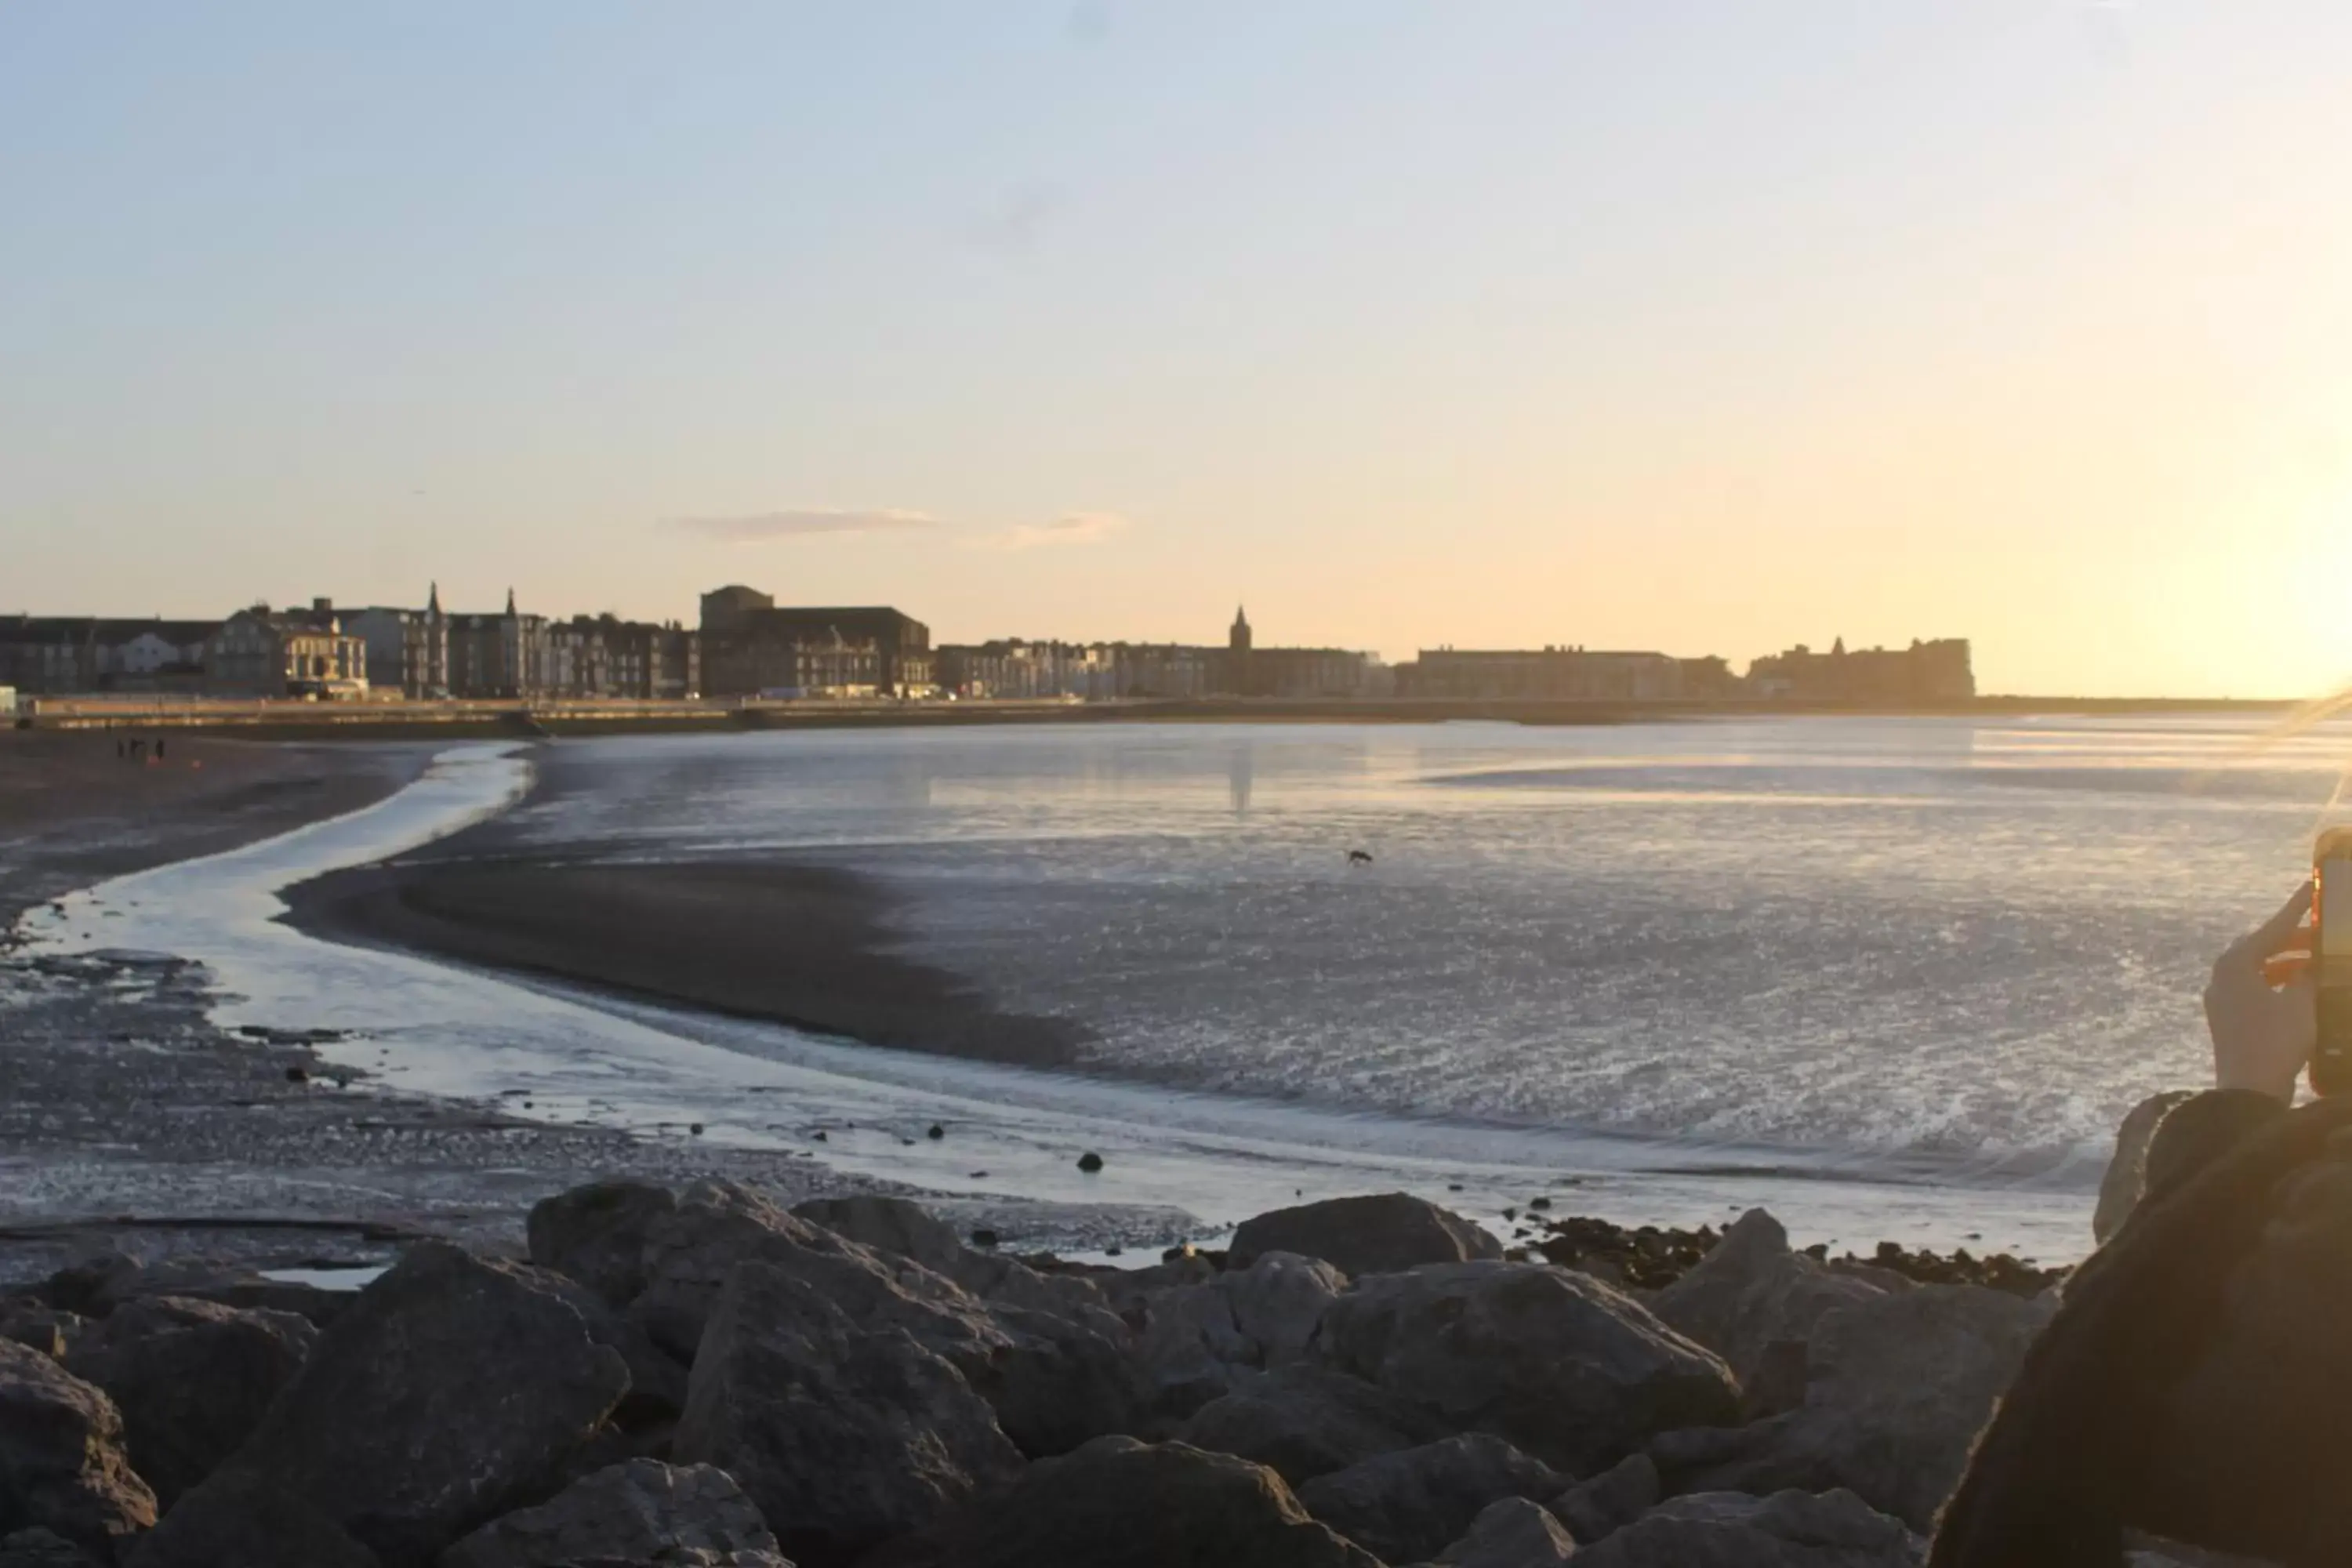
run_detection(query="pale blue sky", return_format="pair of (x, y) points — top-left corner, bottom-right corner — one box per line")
(7, 3), (2352, 695)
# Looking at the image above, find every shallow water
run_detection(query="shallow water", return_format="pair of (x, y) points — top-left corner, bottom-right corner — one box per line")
(503, 716), (2349, 1163)
(20, 715), (2348, 1263)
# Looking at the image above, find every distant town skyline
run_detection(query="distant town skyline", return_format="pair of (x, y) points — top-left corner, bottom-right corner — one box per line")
(8, 5), (2352, 699)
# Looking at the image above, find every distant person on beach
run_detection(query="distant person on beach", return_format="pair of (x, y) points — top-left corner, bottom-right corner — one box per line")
(1933, 887), (2350, 1566)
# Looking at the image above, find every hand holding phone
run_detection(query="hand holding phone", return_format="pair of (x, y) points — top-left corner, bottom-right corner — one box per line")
(2205, 885), (2318, 1102)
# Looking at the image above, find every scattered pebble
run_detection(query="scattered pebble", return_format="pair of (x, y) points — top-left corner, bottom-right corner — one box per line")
(1076, 1151), (1104, 1173)
(1528, 1196), (1552, 1210)
(284, 1065), (308, 1083)
(927, 1123), (945, 1140)
(688, 1123), (705, 1136)
(971, 1228), (1000, 1248)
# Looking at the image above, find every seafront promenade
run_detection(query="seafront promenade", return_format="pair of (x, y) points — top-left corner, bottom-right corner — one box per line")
(8, 691), (2294, 739)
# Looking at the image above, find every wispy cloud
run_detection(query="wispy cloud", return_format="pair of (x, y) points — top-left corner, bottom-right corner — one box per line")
(662, 508), (940, 543)
(971, 512), (1134, 551)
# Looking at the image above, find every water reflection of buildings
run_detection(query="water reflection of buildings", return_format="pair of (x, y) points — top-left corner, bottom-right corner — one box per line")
(1229, 742), (1254, 816)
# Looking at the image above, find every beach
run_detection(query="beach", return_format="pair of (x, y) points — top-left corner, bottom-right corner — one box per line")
(0, 728), (429, 925)
(21, 708), (2319, 1295)
(280, 858), (1089, 1068)
(0, 735), (877, 1285)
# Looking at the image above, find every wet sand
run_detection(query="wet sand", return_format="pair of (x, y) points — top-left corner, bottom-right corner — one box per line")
(0, 737), (1167, 1285)
(279, 858), (1089, 1068)
(0, 738), (877, 1283)
(0, 729), (431, 925)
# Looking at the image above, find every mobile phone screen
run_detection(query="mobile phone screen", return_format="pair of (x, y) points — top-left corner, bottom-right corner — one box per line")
(2325, 858), (2352, 962)
(2315, 851), (2352, 1094)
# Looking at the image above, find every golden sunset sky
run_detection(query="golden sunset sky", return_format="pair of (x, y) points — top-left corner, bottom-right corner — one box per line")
(5, 3), (2350, 696)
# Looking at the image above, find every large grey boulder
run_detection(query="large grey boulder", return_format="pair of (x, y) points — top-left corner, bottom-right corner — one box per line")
(1132, 1251), (1348, 1416)
(976, 1299), (1143, 1459)
(64, 1294), (316, 1508)
(1132, 1281), (1258, 1415)
(528, 1180), (678, 1308)
(1294, 1432), (1566, 1564)
(1175, 1364), (1452, 1484)
(627, 1181), (912, 1359)
(1652, 1283), (2048, 1530)
(1549, 1451), (1660, 1545)
(126, 1476), (379, 1568)
(438, 1459), (786, 1568)
(513, 1270), (688, 1428)
(1572, 1487), (1924, 1566)
(793, 1194), (1108, 1316)
(635, 1181), (1139, 1456)
(861, 1436), (1383, 1568)
(2094, 1091), (2196, 1244)
(1229, 1193), (1502, 1277)
(1650, 1210), (1886, 1387)
(0, 1529), (103, 1568)
(1433, 1497), (1577, 1567)
(42, 1254), (350, 1328)
(1319, 1261), (1739, 1473)
(1221, 1251), (1348, 1365)
(671, 1260), (1020, 1563)
(0, 1341), (156, 1555)
(139, 1242), (630, 1567)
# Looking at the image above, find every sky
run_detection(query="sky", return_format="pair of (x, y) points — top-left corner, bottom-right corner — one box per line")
(5, 3), (2352, 698)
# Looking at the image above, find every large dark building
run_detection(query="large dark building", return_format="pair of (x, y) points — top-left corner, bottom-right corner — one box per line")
(1747, 637), (1975, 702)
(546, 614), (700, 699)
(1398, 645), (1690, 701)
(0, 616), (216, 695)
(699, 586), (931, 696)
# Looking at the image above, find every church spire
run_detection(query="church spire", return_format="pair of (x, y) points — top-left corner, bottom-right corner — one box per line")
(505, 586), (517, 616)
(426, 580), (441, 615)
(1229, 604), (1252, 655)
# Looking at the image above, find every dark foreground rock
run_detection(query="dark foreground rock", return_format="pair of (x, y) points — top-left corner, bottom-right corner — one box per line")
(862, 1436), (1382, 1568)
(791, 1195), (1108, 1316)
(1432, 1496), (1577, 1567)
(0, 1528), (103, 1567)
(1174, 1364), (1451, 1484)
(528, 1179), (679, 1308)
(441, 1459), (788, 1568)
(673, 1261), (1020, 1564)
(138, 1241), (630, 1566)
(1650, 1210), (1886, 1388)
(1549, 1451), (1661, 1545)
(63, 1295), (316, 1508)
(1571, 1487), (1923, 1566)
(1652, 1283), (2049, 1530)
(0, 1340), (156, 1555)
(1319, 1260), (1740, 1474)
(0, 1173), (2063, 1568)
(126, 1476), (378, 1568)
(1131, 1250), (1348, 1416)
(1228, 1194), (1502, 1277)
(1292, 1432), (1566, 1564)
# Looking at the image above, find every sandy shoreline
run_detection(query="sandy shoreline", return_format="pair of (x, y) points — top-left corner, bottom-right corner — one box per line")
(0, 728), (433, 927)
(279, 857), (1089, 1069)
(0, 737), (1210, 1288)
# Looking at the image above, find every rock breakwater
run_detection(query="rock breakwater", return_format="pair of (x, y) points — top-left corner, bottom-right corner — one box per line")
(0, 1185), (2069, 1567)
